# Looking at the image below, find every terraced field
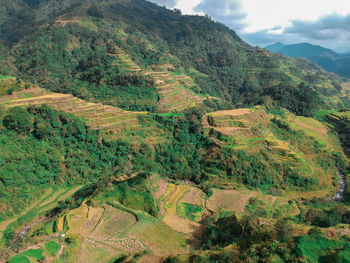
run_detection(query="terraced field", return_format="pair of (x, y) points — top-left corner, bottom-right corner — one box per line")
(202, 107), (342, 198)
(108, 47), (209, 113)
(202, 107), (273, 149)
(146, 69), (206, 112)
(57, 202), (188, 263)
(114, 49), (142, 72)
(206, 188), (299, 216)
(0, 186), (82, 241)
(155, 182), (204, 235)
(0, 88), (157, 142)
(107, 47), (142, 73)
(0, 186), (82, 260)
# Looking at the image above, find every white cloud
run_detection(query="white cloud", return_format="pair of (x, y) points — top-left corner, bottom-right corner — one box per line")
(241, 0), (350, 33)
(174, 0), (203, 15)
(149, 0), (350, 51)
(148, 0), (178, 9)
(194, 0), (246, 29)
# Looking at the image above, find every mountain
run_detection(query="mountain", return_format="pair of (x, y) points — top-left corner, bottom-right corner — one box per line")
(267, 42), (350, 78)
(0, 0), (349, 115)
(0, 0), (350, 262)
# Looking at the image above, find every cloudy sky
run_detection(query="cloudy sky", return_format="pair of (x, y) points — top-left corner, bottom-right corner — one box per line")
(150, 0), (350, 52)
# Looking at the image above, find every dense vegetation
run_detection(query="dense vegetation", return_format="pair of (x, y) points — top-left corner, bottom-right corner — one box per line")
(0, 105), (143, 221)
(164, 212), (350, 262)
(0, 0), (348, 115)
(1, 105), (344, 223)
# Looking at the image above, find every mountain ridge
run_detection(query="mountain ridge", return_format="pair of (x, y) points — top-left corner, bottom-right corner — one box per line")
(266, 42), (350, 78)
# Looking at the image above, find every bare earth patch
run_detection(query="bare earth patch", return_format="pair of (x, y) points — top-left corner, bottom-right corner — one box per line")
(153, 179), (168, 199)
(181, 187), (205, 206)
(207, 189), (257, 213)
(208, 108), (251, 117)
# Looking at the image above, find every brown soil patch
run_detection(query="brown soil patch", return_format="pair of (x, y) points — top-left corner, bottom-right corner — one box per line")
(207, 189), (257, 213)
(209, 108), (251, 117)
(181, 188), (205, 206)
(162, 215), (201, 234)
(138, 254), (164, 263)
(153, 179), (168, 199)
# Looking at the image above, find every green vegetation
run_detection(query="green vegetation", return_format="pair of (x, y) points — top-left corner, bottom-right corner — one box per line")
(297, 235), (350, 262)
(9, 248), (43, 263)
(177, 203), (202, 222)
(0, 104), (146, 226)
(44, 241), (60, 256)
(8, 256), (30, 263)
(0, 0), (347, 114)
(95, 176), (158, 216)
(164, 212), (350, 262)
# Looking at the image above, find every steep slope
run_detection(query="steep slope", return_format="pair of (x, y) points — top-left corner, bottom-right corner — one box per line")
(0, 86), (172, 144)
(0, 0), (348, 116)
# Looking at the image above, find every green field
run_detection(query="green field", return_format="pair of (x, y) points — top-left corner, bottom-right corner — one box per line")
(44, 241), (60, 256)
(9, 248), (43, 263)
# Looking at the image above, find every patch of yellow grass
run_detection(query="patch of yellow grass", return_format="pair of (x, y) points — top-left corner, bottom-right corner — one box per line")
(66, 204), (104, 236)
(57, 217), (64, 232)
(160, 183), (176, 201)
(162, 215), (201, 234)
(165, 185), (190, 215)
(7, 93), (71, 103)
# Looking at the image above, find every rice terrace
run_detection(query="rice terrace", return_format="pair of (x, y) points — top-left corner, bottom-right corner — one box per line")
(1, 0), (350, 262)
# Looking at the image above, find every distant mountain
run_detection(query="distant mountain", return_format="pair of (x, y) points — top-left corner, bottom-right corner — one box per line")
(266, 42), (350, 78)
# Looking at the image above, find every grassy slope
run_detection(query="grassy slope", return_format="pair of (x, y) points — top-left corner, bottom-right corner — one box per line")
(202, 106), (345, 197)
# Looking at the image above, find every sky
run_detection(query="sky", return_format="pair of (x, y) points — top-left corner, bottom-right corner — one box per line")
(150, 0), (350, 52)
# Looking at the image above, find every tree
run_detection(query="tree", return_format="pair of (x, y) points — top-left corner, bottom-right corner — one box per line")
(3, 106), (33, 134)
(275, 219), (293, 242)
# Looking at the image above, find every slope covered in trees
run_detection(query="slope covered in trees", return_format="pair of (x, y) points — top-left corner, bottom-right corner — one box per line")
(0, 0), (348, 116)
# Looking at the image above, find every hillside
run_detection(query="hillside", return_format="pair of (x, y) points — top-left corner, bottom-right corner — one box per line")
(267, 42), (350, 78)
(0, 0), (349, 116)
(0, 0), (350, 262)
